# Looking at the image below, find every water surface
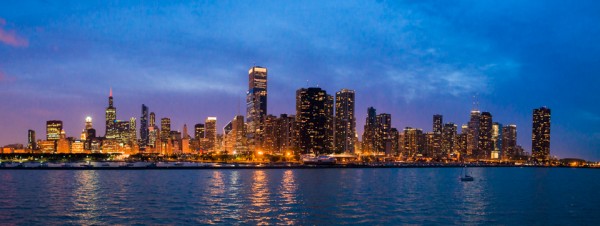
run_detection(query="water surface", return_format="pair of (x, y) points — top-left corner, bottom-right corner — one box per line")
(0, 168), (598, 225)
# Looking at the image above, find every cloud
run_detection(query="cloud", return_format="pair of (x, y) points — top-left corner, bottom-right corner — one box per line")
(0, 18), (29, 47)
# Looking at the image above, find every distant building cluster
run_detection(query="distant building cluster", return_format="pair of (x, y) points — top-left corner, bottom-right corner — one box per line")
(2, 66), (552, 162)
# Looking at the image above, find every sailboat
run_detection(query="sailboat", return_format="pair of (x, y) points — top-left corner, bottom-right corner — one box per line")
(460, 165), (474, 182)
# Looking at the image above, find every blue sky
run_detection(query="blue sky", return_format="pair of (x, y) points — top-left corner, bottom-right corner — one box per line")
(1, 0), (599, 160)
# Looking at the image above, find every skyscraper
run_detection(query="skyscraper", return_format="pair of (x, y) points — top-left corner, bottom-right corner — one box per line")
(295, 87), (333, 155)
(442, 123), (457, 157)
(129, 117), (136, 145)
(478, 112), (493, 159)
(46, 120), (63, 141)
(194, 124), (205, 140)
(105, 88), (117, 139)
(85, 116), (93, 130)
(432, 114), (443, 156)
(492, 122), (502, 159)
(375, 113), (392, 154)
(402, 127), (424, 158)
(205, 117), (217, 152)
(140, 104), (149, 149)
(502, 124), (517, 160)
(334, 89), (356, 154)
(148, 112), (157, 148)
(160, 118), (171, 141)
(362, 107), (377, 153)
(246, 66), (268, 151)
(532, 107), (551, 161)
(466, 110), (480, 157)
(433, 114), (443, 134)
(27, 129), (37, 150)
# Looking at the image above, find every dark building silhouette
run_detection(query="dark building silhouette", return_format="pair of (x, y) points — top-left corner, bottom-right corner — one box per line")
(295, 87), (333, 155)
(532, 107), (551, 161)
(362, 107), (377, 153)
(27, 129), (36, 150)
(140, 104), (149, 149)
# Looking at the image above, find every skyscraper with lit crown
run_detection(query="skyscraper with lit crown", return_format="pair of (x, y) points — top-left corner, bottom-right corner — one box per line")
(246, 66), (268, 151)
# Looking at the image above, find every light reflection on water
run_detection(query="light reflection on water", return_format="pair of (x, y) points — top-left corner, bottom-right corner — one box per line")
(0, 168), (598, 225)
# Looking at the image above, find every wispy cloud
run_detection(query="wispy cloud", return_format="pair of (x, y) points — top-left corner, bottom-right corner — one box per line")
(0, 18), (28, 47)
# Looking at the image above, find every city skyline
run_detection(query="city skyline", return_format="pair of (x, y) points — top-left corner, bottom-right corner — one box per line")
(1, 1), (599, 161)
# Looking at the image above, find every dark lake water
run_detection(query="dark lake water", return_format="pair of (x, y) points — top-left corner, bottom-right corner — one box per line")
(0, 167), (598, 225)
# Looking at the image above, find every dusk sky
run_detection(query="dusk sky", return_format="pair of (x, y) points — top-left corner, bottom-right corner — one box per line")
(1, 0), (599, 160)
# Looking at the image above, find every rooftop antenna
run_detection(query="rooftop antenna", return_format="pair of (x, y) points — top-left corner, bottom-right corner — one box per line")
(237, 96), (241, 116)
(306, 80), (309, 87)
(110, 87), (113, 97)
(472, 93), (479, 111)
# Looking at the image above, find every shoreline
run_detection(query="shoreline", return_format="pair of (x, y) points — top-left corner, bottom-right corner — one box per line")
(0, 164), (596, 170)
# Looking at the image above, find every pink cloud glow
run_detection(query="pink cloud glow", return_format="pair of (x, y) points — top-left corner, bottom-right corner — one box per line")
(0, 18), (28, 47)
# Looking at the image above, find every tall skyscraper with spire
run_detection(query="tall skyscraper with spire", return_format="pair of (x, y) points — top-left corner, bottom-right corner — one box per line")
(532, 107), (551, 162)
(140, 104), (149, 149)
(246, 66), (268, 151)
(334, 89), (356, 154)
(105, 88), (117, 139)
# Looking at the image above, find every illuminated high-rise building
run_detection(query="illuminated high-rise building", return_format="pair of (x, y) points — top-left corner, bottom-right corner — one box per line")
(230, 115), (247, 153)
(502, 124), (517, 159)
(295, 87), (333, 155)
(129, 117), (137, 144)
(194, 124), (205, 140)
(402, 127), (424, 158)
(115, 120), (131, 144)
(334, 89), (356, 154)
(85, 116), (93, 130)
(492, 122), (502, 159)
(442, 123), (457, 157)
(432, 114), (443, 156)
(457, 125), (469, 155)
(433, 114), (443, 134)
(140, 104), (149, 149)
(466, 110), (480, 157)
(150, 112), (156, 126)
(375, 113), (392, 154)
(160, 118), (171, 142)
(46, 120), (63, 141)
(182, 124), (191, 154)
(148, 112), (158, 148)
(362, 107), (377, 153)
(532, 107), (551, 161)
(205, 117), (217, 151)
(478, 112), (493, 159)
(277, 114), (296, 154)
(27, 130), (37, 150)
(246, 66), (268, 151)
(105, 88), (117, 139)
